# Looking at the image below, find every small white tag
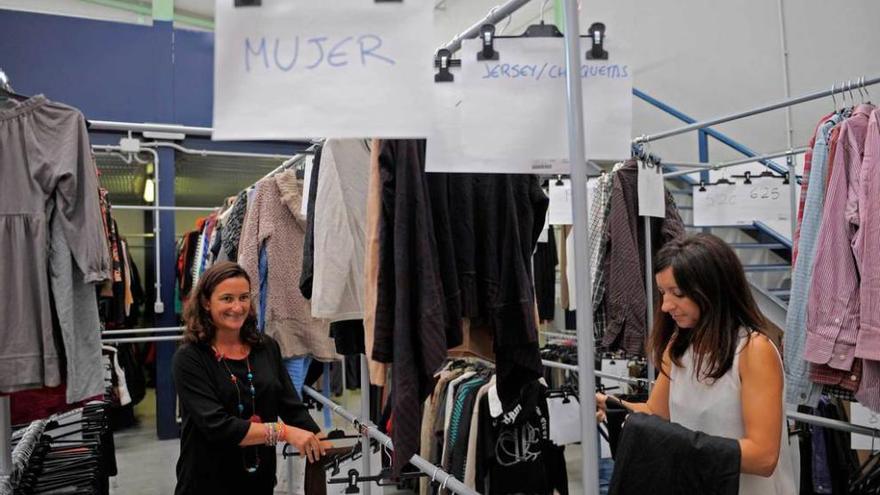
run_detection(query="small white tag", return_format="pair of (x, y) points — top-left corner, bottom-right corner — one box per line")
(600, 358), (630, 392)
(300, 156), (314, 217)
(637, 160), (666, 218)
(850, 403), (880, 451)
(548, 397), (581, 446)
(548, 179), (573, 225)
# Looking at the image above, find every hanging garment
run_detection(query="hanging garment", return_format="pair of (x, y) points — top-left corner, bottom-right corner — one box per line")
(792, 112), (836, 266)
(420, 367), (465, 495)
(609, 413), (740, 495)
(669, 330), (796, 494)
(300, 144), (322, 299)
(533, 224), (558, 322)
(311, 138), (371, 321)
(463, 376), (495, 489)
(476, 379), (553, 495)
(784, 112), (845, 407)
(363, 138), (389, 386)
(373, 139), (454, 474)
(0, 95), (111, 393)
(805, 104), (875, 383)
(590, 167), (617, 342)
(855, 108), (880, 412)
(601, 160), (685, 355)
(48, 199), (105, 403)
(238, 171), (337, 361)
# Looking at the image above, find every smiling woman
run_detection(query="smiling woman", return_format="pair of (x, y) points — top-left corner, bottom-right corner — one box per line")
(173, 261), (330, 495)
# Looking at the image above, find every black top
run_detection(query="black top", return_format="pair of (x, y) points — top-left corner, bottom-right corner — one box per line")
(172, 336), (319, 495)
(609, 413), (740, 495)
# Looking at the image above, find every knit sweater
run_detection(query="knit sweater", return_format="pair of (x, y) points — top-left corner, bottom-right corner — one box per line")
(238, 170), (338, 361)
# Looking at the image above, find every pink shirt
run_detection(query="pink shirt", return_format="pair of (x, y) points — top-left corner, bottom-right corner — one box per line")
(805, 104), (875, 368)
(857, 108), (880, 360)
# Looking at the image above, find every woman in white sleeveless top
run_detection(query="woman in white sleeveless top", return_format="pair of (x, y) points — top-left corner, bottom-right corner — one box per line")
(597, 234), (796, 494)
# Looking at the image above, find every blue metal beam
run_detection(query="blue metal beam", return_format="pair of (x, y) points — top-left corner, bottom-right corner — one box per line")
(633, 88), (788, 176)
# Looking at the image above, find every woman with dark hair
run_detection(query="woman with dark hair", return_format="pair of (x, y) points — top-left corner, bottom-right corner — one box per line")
(597, 233), (795, 493)
(172, 261), (329, 494)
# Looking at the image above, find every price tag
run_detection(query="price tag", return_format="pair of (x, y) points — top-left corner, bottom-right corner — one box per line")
(548, 179), (573, 225)
(638, 160), (665, 218)
(850, 403), (880, 451)
(600, 358), (630, 392)
(548, 397), (581, 446)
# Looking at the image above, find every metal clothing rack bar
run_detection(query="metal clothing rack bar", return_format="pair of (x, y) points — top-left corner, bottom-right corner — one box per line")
(438, 0), (532, 55)
(664, 146), (810, 179)
(102, 327), (183, 335)
(88, 120), (213, 137)
(112, 205), (219, 212)
(542, 359), (649, 387)
(301, 385), (479, 495)
(635, 75), (880, 144)
(102, 335), (183, 344)
(541, 359), (880, 438)
(140, 141), (299, 160)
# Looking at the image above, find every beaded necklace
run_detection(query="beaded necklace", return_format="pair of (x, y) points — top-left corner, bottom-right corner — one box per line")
(213, 345), (260, 473)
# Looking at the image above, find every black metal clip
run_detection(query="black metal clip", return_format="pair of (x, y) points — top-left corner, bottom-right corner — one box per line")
(586, 22), (608, 60)
(783, 172), (790, 184)
(743, 171), (752, 184)
(699, 180), (707, 192)
(434, 49), (461, 83)
(234, 0), (260, 6)
(477, 24), (499, 61)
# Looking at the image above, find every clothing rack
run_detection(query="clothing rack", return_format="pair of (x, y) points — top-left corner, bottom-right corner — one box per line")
(634, 76), (880, 145)
(541, 358), (880, 439)
(301, 386), (480, 495)
(664, 146), (809, 179)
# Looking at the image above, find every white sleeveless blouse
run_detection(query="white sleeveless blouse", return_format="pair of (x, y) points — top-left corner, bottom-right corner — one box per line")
(669, 330), (797, 494)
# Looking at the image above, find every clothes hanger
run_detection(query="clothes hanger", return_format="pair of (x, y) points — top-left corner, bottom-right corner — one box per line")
(520, 0), (563, 38)
(0, 69), (29, 102)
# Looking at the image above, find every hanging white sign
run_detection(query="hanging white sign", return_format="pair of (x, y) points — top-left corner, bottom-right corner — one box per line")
(427, 37), (630, 173)
(548, 179), (573, 225)
(692, 176), (792, 237)
(637, 161), (665, 218)
(850, 403), (880, 452)
(213, 0), (433, 140)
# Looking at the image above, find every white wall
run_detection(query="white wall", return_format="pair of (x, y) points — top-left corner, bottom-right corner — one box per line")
(7, 0), (880, 165)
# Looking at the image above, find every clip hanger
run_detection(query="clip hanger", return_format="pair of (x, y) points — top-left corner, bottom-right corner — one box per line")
(434, 49), (461, 83)
(477, 24), (499, 61)
(586, 23), (608, 60)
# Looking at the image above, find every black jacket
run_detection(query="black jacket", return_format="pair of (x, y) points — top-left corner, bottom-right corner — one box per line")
(610, 413), (740, 495)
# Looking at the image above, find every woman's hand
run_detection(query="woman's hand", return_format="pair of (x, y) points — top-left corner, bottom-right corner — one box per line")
(596, 392), (608, 422)
(284, 424), (330, 463)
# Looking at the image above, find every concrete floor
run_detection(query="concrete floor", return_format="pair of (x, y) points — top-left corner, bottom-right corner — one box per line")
(107, 389), (588, 494)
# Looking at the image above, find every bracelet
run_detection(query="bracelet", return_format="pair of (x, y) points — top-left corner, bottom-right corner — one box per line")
(265, 422), (279, 447)
(278, 422), (287, 444)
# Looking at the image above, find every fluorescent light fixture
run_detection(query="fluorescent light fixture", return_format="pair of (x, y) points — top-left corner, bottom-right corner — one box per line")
(143, 177), (155, 203)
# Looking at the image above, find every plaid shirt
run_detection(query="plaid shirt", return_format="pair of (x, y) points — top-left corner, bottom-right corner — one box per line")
(589, 169), (616, 343)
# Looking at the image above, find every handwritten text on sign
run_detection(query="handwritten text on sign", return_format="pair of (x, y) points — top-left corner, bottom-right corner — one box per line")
(450, 37), (632, 172)
(213, 0), (432, 141)
(243, 35), (395, 72)
(692, 177), (792, 237)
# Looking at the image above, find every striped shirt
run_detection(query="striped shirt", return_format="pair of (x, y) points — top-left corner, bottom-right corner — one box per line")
(805, 105), (875, 369)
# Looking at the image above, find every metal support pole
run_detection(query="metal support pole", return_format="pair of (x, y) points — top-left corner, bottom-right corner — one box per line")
(302, 386), (479, 495)
(359, 355), (372, 495)
(0, 397), (10, 477)
(644, 220), (654, 391)
(560, 1), (600, 493)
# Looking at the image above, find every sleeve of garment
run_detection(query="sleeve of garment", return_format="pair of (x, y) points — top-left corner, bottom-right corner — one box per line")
(805, 126), (861, 369)
(172, 346), (251, 446)
(35, 105), (110, 283)
(661, 190), (686, 241)
(857, 112), (880, 359)
(238, 183), (264, 302)
(268, 338), (320, 433)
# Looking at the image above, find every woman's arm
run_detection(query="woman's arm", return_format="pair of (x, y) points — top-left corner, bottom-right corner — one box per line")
(738, 334), (784, 477)
(597, 347), (672, 420)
